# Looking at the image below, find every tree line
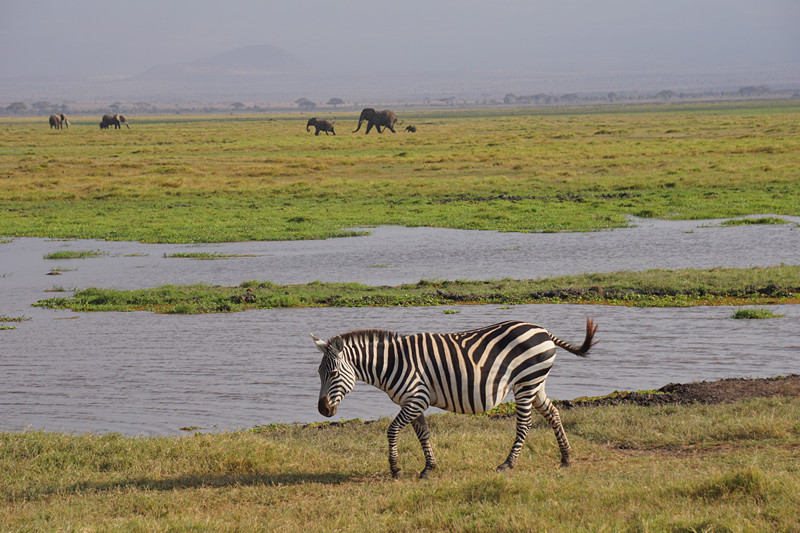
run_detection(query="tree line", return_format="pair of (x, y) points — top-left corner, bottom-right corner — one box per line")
(3, 86), (798, 116)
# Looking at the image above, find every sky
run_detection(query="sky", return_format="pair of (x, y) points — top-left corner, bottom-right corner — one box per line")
(1, 0), (798, 80)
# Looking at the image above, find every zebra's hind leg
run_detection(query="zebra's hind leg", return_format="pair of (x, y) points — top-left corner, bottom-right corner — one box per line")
(411, 414), (436, 479)
(533, 388), (573, 467)
(496, 391), (534, 473)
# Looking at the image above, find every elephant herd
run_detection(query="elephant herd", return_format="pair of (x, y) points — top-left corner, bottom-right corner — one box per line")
(47, 113), (130, 130)
(306, 108), (416, 136)
(48, 107), (416, 136)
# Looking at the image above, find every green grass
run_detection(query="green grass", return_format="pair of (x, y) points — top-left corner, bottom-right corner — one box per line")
(0, 315), (30, 322)
(163, 252), (257, 260)
(1, 101), (798, 243)
(43, 249), (108, 260)
(1, 397), (798, 531)
(32, 265), (800, 313)
(731, 307), (784, 319)
(720, 216), (789, 227)
(0, 315), (30, 330)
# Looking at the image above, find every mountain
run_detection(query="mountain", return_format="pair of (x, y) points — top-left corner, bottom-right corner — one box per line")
(134, 44), (307, 81)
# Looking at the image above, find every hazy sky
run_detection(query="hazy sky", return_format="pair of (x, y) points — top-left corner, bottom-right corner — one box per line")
(1, 0), (798, 78)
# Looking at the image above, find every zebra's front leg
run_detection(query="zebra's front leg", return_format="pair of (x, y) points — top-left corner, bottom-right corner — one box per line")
(387, 401), (427, 479)
(411, 414), (436, 479)
(496, 394), (533, 473)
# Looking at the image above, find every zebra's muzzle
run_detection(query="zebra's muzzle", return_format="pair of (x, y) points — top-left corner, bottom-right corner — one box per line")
(318, 396), (337, 417)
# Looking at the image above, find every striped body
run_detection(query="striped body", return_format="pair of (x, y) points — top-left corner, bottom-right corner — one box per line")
(314, 318), (597, 478)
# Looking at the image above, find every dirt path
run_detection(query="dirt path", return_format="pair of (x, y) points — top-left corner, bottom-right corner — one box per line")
(557, 374), (800, 409)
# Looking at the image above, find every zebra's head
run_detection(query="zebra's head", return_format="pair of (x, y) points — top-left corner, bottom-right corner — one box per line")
(312, 334), (356, 417)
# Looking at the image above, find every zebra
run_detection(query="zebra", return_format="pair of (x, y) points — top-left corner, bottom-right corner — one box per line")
(312, 317), (597, 479)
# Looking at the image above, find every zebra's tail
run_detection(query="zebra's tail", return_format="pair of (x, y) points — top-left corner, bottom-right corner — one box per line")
(549, 317), (598, 358)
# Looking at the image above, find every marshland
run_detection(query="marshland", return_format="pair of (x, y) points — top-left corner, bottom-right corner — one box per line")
(1, 102), (799, 531)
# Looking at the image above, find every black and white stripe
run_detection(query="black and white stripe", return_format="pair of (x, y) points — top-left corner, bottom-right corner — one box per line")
(313, 318), (597, 478)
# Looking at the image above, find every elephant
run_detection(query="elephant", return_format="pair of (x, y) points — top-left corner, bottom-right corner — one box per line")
(49, 113), (69, 129)
(100, 113), (130, 129)
(306, 117), (336, 136)
(100, 114), (119, 129)
(405, 125), (417, 133)
(353, 108), (397, 134)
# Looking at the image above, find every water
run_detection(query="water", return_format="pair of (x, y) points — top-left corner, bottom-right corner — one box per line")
(1, 217), (799, 435)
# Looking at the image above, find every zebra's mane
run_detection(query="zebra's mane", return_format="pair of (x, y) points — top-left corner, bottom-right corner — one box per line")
(338, 329), (399, 345)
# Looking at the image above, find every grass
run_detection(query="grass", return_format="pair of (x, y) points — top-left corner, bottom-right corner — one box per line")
(1, 397), (798, 531)
(163, 252), (257, 259)
(731, 307), (784, 319)
(33, 265), (800, 313)
(43, 249), (108, 260)
(0, 315), (30, 330)
(1, 101), (799, 243)
(719, 216), (789, 227)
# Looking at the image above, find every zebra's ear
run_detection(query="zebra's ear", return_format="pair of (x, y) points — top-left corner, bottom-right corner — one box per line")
(311, 334), (327, 353)
(331, 335), (344, 353)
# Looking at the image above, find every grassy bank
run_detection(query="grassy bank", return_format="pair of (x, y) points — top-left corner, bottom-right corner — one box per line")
(2, 396), (798, 531)
(34, 265), (800, 313)
(2, 102), (798, 242)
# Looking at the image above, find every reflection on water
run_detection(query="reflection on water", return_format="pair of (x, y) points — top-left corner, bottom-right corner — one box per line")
(1, 218), (798, 435)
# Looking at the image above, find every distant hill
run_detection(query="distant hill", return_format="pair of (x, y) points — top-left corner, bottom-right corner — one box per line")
(134, 44), (307, 81)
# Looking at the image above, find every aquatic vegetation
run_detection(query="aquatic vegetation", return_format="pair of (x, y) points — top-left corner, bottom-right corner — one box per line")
(163, 252), (257, 259)
(731, 307), (784, 319)
(33, 265), (800, 313)
(43, 250), (108, 260)
(0, 314), (31, 330)
(720, 216), (789, 227)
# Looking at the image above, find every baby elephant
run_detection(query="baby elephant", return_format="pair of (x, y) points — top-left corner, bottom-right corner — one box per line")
(306, 117), (336, 136)
(405, 125), (417, 133)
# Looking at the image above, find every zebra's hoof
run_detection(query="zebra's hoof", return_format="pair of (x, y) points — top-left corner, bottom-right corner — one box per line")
(495, 462), (513, 473)
(560, 460), (571, 468)
(418, 468), (434, 479)
(391, 469), (403, 480)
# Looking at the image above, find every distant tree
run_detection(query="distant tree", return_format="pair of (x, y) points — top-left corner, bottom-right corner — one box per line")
(295, 97), (316, 110)
(132, 101), (153, 113)
(109, 102), (121, 113)
(6, 102), (27, 114)
(326, 98), (345, 108)
(607, 92), (618, 102)
(438, 97), (456, 105)
(31, 101), (51, 113)
(738, 86), (770, 97)
(231, 102), (245, 110)
(503, 93), (517, 104)
(655, 90), (677, 100)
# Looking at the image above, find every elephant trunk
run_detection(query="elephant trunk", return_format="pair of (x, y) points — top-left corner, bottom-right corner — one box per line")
(353, 118), (364, 133)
